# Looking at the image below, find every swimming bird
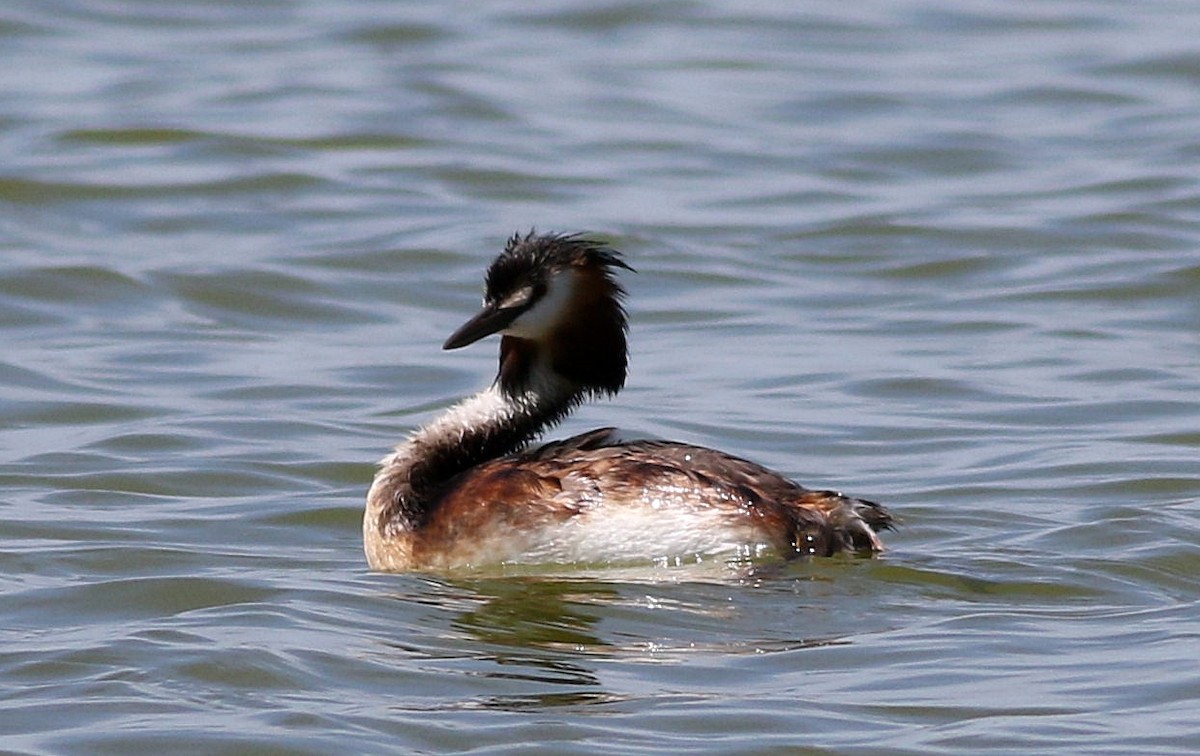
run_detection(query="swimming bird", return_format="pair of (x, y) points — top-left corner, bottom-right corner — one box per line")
(364, 231), (892, 571)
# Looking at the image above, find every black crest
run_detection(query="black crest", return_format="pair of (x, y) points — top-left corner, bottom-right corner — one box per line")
(483, 230), (632, 305)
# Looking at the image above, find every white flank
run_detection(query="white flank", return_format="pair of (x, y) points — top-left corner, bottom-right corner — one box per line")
(498, 506), (775, 568)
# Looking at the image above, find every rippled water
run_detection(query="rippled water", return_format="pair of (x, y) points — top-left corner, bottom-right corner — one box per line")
(3, 0), (1199, 752)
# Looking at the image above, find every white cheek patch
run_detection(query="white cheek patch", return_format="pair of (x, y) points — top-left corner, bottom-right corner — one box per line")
(503, 269), (575, 340)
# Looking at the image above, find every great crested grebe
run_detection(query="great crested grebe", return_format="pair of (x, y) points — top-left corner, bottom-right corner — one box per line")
(365, 231), (892, 571)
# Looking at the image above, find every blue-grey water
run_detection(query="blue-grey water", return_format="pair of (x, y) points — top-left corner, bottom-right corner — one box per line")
(2, 1), (1199, 753)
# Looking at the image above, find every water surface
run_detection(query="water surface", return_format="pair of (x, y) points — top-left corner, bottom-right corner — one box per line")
(2, 1), (1199, 753)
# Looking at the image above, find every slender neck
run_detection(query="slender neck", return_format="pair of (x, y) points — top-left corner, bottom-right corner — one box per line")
(366, 345), (579, 536)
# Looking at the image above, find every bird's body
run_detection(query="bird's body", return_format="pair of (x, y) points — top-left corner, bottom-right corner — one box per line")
(365, 232), (892, 572)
